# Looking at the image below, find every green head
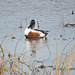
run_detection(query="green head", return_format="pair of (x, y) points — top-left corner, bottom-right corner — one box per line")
(28, 20), (35, 29)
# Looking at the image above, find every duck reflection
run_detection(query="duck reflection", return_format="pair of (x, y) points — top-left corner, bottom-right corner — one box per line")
(25, 38), (47, 54)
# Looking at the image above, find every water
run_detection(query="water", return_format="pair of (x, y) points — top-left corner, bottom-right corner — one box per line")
(0, 0), (75, 75)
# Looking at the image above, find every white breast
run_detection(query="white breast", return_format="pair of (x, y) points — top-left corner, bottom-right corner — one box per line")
(24, 28), (45, 38)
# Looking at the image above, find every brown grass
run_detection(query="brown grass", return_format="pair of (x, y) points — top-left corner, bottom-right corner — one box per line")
(0, 28), (75, 75)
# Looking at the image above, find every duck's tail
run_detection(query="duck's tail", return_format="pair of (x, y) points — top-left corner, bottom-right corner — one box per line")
(42, 30), (50, 36)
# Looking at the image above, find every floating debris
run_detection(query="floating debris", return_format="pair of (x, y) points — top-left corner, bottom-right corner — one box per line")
(37, 65), (53, 69)
(60, 35), (62, 37)
(72, 10), (75, 15)
(5, 35), (7, 37)
(11, 36), (16, 39)
(73, 37), (74, 39)
(65, 23), (75, 27)
(19, 20), (23, 28)
(62, 38), (67, 40)
(32, 50), (36, 53)
(8, 53), (11, 58)
(38, 65), (45, 69)
(18, 57), (20, 61)
(37, 21), (39, 29)
(19, 25), (23, 28)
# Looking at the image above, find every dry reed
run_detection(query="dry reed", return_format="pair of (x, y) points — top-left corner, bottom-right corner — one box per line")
(0, 27), (75, 75)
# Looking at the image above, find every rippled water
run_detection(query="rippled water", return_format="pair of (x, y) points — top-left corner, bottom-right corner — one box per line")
(0, 0), (75, 75)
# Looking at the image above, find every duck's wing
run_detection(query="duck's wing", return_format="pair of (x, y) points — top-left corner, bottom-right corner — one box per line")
(34, 29), (50, 36)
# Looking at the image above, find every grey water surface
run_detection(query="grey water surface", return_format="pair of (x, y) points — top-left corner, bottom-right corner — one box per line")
(0, 0), (75, 75)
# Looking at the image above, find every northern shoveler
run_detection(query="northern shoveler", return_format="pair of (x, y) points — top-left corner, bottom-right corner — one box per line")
(24, 20), (49, 38)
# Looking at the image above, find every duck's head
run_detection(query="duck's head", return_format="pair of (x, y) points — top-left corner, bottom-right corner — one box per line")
(28, 20), (35, 29)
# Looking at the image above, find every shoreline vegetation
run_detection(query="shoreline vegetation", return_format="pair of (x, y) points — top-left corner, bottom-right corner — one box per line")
(0, 27), (75, 75)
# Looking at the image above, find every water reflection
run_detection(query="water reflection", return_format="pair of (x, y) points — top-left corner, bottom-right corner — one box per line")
(25, 38), (51, 61)
(25, 38), (47, 51)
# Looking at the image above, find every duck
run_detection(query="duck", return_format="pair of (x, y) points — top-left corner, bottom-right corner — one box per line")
(24, 20), (49, 38)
